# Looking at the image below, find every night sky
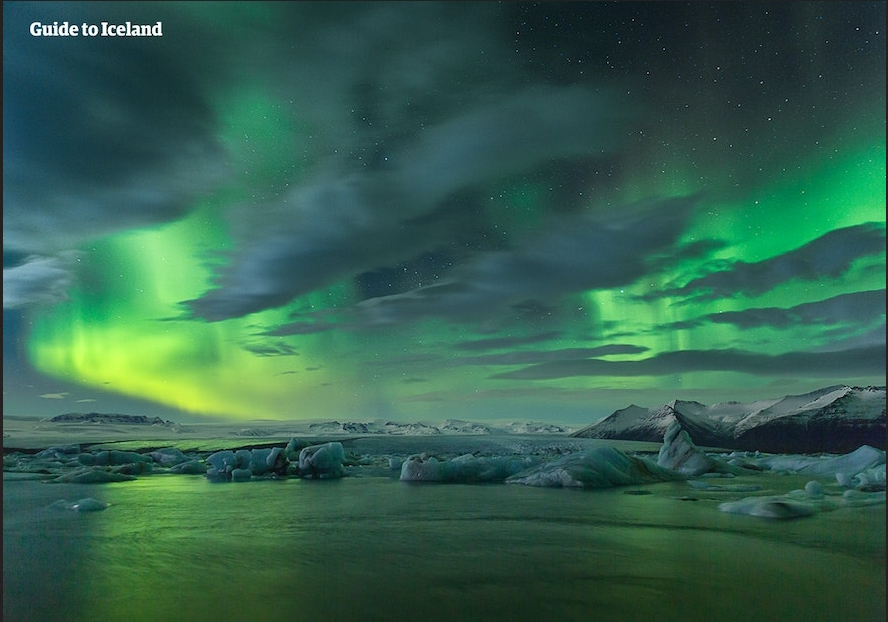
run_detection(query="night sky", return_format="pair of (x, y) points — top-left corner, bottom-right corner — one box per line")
(3, 1), (885, 424)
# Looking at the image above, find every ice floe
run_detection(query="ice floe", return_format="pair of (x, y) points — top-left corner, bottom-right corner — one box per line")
(4, 422), (885, 521)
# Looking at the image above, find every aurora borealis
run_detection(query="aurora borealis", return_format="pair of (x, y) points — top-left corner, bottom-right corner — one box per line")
(3, 1), (885, 424)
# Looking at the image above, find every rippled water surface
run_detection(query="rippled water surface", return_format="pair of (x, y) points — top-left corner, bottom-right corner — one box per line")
(4, 465), (886, 621)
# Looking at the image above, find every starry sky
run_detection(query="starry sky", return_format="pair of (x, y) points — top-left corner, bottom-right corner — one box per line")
(3, 1), (885, 425)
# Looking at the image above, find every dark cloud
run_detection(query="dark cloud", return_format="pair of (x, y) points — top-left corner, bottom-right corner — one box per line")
(650, 223), (886, 302)
(3, 252), (80, 308)
(706, 289), (886, 329)
(162, 1), (640, 323)
(2, 1), (227, 255)
(661, 289), (887, 332)
(259, 194), (700, 335)
(454, 331), (564, 352)
(2, 2), (229, 316)
(456, 344), (649, 367)
(492, 344), (887, 381)
(183, 84), (640, 322)
(282, 194), (702, 332)
(240, 342), (299, 357)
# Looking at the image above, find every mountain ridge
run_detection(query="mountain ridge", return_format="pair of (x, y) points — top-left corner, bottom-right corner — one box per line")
(31, 385), (886, 453)
(571, 385), (886, 453)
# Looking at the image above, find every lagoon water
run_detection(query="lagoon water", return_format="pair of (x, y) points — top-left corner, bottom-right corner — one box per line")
(4, 466), (885, 622)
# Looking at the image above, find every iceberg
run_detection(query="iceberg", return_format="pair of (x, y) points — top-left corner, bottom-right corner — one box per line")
(48, 497), (109, 512)
(298, 442), (346, 479)
(505, 445), (684, 488)
(718, 496), (818, 519)
(718, 485), (886, 519)
(399, 453), (539, 483)
(656, 421), (747, 476)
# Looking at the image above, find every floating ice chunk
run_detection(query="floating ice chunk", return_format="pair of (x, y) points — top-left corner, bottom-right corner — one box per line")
(807, 445), (885, 477)
(206, 450), (235, 472)
(804, 480), (824, 497)
(23, 457), (67, 471)
(719, 497), (817, 519)
(77, 453), (97, 466)
(506, 446), (683, 489)
(112, 461), (152, 476)
(168, 460), (207, 475)
(88, 450), (154, 467)
(399, 453), (536, 483)
(851, 464), (886, 490)
(755, 445), (885, 476)
(71, 498), (109, 512)
(52, 468), (137, 483)
(657, 422), (741, 476)
(205, 467), (231, 483)
(231, 468), (253, 482)
(247, 448), (272, 476)
(400, 454), (450, 482)
(298, 442), (345, 479)
(266, 446), (286, 472)
(718, 481), (885, 518)
(150, 447), (190, 467)
(465, 455), (539, 482)
(205, 450), (237, 481)
(232, 449), (252, 470)
(36, 445), (80, 460)
(835, 472), (854, 487)
(49, 497), (109, 511)
(285, 438), (305, 462)
(242, 446), (288, 476)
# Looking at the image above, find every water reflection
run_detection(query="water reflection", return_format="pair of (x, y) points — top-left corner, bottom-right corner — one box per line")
(4, 474), (886, 622)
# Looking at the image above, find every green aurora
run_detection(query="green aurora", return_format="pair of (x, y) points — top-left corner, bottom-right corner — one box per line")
(5, 1), (885, 423)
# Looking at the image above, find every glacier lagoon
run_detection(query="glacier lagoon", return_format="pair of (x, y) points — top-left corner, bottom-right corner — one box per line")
(3, 435), (885, 622)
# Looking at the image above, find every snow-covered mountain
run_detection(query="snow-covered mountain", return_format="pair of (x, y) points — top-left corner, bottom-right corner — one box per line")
(294, 419), (571, 436)
(36, 386), (883, 453)
(49, 413), (173, 426)
(306, 420), (444, 436)
(571, 385), (886, 453)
